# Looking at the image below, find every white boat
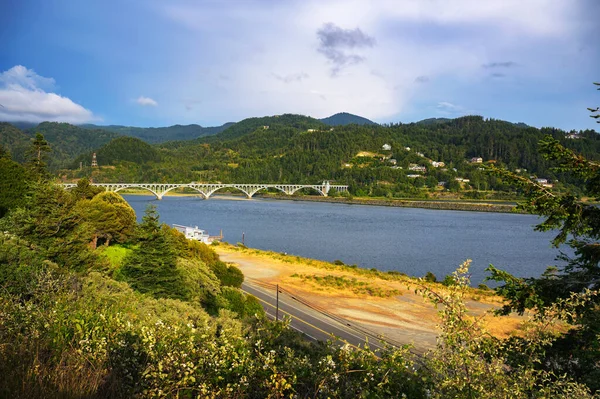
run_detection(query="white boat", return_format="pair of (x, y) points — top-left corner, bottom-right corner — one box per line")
(172, 224), (221, 244)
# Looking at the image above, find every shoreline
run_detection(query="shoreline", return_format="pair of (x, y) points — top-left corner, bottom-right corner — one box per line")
(255, 194), (521, 213)
(114, 190), (521, 213)
(213, 243), (525, 351)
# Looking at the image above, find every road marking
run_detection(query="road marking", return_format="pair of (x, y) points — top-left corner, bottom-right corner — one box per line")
(264, 310), (320, 341)
(246, 289), (361, 350)
(243, 283), (384, 350)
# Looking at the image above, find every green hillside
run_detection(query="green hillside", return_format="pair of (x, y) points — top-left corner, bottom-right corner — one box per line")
(72, 136), (162, 167)
(1, 122), (121, 168)
(59, 114), (599, 199)
(0, 123), (29, 163)
(415, 117), (452, 126)
(81, 122), (234, 144)
(320, 112), (377, 126)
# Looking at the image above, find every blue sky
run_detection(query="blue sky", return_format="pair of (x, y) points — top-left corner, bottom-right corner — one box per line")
(1, 0), (598, 130)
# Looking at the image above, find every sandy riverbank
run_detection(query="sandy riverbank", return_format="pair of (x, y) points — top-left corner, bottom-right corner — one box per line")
(214, 244), (526, 352)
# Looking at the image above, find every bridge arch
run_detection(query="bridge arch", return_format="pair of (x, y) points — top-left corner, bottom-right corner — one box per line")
(162, 185), (207, 199)
(290, 186), (326, 197)
(113, 184), (161, 200)
(205, 185), (252, 199)
(249, 185), (288, 197)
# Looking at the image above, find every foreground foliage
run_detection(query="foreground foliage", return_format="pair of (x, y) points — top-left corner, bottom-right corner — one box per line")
(1, 131), (598, 397)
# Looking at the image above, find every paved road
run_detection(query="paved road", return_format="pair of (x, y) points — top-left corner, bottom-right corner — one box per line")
(242, 281), (389, 353)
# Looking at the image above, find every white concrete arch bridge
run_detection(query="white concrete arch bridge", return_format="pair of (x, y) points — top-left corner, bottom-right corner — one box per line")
(62, 181), (348, 200)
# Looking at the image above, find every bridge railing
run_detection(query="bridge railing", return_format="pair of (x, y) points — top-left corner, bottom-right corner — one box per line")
(61, 182), (349, 200)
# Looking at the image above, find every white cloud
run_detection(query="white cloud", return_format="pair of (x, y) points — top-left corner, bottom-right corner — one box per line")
(0, 65), (97, 124)
(152, 0), (587, 124)
(136, 95), (158, 107)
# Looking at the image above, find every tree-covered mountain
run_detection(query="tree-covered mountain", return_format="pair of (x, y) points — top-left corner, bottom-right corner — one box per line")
(72, 136), (162, 168)
(60, 114), (599, 199)
(186, 114), (327, 145)
(80, 122), (234, 143)
(320, 112), (377, 126)
(415, 118), (452, 126)
(0, 122), (121, 168)
(0, 123), (29, 163)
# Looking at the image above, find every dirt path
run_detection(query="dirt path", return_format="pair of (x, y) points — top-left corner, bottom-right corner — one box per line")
(216, 246), (525, 352)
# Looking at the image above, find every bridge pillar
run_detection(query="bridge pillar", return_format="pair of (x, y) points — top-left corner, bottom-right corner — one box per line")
(323, 180), (330, 197)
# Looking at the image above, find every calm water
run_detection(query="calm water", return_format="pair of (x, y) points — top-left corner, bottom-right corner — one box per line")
(124, 195), (565, 285)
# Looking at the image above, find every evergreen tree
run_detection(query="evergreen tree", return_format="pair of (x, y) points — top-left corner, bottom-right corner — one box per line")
(76, 191), (136, 248)
(120, 205), (188, 300)
(70, 177), (104, 201)
(26, 133), (51, 178)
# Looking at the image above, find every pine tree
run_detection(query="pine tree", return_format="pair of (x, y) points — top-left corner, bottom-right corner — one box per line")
(26, 133), (51, 178)
(120, 205), (188, 300)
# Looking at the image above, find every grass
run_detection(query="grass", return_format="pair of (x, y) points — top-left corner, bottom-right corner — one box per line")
(290, 273), (401, 298)
(97, 244), (133, 269)
(218, 242), (498, 301)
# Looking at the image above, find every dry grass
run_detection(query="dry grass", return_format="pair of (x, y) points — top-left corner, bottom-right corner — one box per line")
(214, 243), (528, 349)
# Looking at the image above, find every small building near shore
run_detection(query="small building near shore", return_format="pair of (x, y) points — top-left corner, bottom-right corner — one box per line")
(173, 224), (211, 244)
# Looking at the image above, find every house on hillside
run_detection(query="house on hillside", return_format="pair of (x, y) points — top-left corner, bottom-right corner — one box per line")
(470, 157), (483, 164)
(408, 164), (427, 172)
(388, 159), (397, 165)
(382, 143), (392, 151)
(430, 161), (445, 168)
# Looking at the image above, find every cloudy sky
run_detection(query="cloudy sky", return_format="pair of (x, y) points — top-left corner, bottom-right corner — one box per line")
(1, 0), (598, 130)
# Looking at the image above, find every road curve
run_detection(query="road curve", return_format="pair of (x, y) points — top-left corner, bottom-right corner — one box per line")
(242, 281), (389, 353)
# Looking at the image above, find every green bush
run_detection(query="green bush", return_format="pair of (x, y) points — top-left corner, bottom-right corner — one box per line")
(442, 274), (457, 286)
(220, 287), (265, 318)
(424, 271), (437, 283)
(210, 261), (244, 288)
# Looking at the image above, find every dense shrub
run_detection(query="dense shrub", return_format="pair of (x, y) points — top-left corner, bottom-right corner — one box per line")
(211, 260), (244, 288)
(424, 271), (437, 282)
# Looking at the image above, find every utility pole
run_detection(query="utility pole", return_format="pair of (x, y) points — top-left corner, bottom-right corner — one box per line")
(242, 232), (245, 246)
(276, 284), (279, 321)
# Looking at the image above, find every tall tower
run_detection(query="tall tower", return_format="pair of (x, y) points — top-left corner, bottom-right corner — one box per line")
(91, 153), (98, 167)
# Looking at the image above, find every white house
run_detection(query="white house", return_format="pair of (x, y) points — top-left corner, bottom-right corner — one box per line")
(408, 164), (427, 172)
(173, 224), (212, 244)
(382, 143), (392, 151)
(470, 157), (483, 164)
(430, 161), (445, 168)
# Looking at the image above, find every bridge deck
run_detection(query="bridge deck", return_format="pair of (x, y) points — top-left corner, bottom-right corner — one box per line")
(62, 182), (348, 200)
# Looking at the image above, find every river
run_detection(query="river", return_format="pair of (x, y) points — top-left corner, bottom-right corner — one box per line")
(123, 195), (565, 285)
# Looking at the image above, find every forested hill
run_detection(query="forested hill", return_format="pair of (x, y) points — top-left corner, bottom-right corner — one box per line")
(320, 112), (377, 126)
(0, 121), (120, 168)
(61, 114), (600, 198)
(185, 114), (327, 145)
(80, 122), (234, 143)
